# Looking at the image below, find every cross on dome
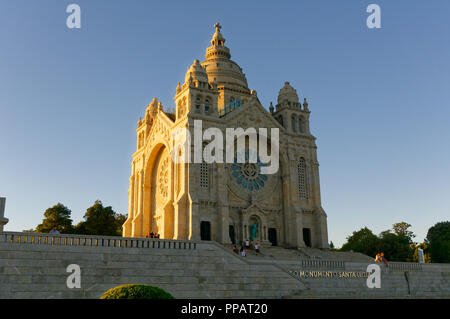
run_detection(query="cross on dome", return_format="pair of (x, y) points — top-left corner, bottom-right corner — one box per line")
(214, 22), (222, 32)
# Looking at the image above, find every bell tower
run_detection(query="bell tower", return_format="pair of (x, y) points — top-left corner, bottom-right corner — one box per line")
(272, 82), (311, 135)
(174, 59), (219, 121)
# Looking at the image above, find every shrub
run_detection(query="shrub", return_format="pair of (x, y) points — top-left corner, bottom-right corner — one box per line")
(100, 284), (174, 299)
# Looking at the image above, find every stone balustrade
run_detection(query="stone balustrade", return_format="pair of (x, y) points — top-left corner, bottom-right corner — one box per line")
(388, 262), (423, 271)
(300, 259), (345, 269)
(299, 259), (424, 272)
(0, 231), (197, 250)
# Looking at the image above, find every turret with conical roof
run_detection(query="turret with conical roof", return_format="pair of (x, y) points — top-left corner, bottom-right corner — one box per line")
(272, 82), (311, 135)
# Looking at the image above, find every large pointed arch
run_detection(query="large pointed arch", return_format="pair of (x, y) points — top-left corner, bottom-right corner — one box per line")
(143, 143), (174, 239)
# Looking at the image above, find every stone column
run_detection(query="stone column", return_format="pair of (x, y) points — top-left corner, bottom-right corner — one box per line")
(281, 167), (292, 246)
(188, 200), (201, 240)
(122, 176), (135, 237)
(218, 204), (231, 244)
(131, 173), (139, 236)
(217, 163), (231, 244)
(296, 211), (307, 248)
(311, 160), (322, 206)
(0, 197), (8, 232)
(132, 171), (144, 237)
(142, 183), (151, 237)
(315, 209), (329, 249)
(139, 171), (145, 237)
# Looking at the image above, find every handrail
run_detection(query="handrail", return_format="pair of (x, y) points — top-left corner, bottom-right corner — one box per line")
(0, 231), (197, 250)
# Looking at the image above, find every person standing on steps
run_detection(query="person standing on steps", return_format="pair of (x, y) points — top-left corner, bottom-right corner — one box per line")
(245, 239), (250, 250)
(255, 240), (260, 256)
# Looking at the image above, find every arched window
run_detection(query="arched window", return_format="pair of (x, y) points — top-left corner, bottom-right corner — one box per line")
(291, 115), (297, 132)
(177, 101), (183, 117)
(205, 97), (211, 113)
(298, 117), (305, 133)
(297, 158), (307, 199)
(195, 95), (202, 111)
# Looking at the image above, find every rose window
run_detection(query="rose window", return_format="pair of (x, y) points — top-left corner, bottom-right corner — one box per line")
(231, 150), (267, 191)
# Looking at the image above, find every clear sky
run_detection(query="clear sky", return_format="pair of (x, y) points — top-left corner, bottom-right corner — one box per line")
(1, 1), (449, 247)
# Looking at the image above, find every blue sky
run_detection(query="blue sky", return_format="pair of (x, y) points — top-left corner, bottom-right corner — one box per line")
(0, 1), (449, 247)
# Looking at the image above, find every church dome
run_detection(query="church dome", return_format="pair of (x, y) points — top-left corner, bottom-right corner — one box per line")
(185, 59), (208, 84)
(201, 23), (250, 93)
(277, 81), (299, 104)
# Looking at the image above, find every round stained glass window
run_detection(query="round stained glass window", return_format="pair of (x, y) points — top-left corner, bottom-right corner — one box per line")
(231, 150), (268, 192)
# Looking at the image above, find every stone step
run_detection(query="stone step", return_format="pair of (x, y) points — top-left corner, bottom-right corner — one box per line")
(1, 239), (449, 299)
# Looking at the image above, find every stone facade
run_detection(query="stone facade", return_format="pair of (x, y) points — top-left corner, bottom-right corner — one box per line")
(122, 24), (329, 249)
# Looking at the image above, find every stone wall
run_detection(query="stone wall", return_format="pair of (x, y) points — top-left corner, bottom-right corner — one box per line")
(0, 232), (302, 299)
(0, 232), (449, 299)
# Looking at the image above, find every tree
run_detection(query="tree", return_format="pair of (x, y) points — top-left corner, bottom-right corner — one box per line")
(378, 231), (413, 262)
(426, 221), (450, 263)
(74, 200), (123, 236)
(376, 222), (415, 262)
(115, 213), (127, 235)
(340, 223), (418, 261)
(393, 222), (416, 242)
(36, 203), (73, 233)
(340, 227), (379, 257)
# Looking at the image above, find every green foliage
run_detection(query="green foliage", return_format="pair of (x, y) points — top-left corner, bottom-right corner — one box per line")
(34, 201), (126, 236)
(100, 284), (174, 299)
(74, 200), (124, 236)
(340, 223), (416, 261)
(393, 222), (416, 242)
(426, 221), (450, 263)
(378, 230), (413, 262)
(114, 213), (127, 234)
(36, 203), (73, 234)
(340, 227), (379, 257)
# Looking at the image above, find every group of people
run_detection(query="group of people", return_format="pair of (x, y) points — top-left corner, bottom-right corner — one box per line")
(146, 232), (160, 239)
(375, 252), (389, 266)
(232, 239), (261, 257)
(49, 226), (60, 234)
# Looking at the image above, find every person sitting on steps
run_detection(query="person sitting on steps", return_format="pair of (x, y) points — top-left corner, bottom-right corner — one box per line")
(240, 246), (246, 257)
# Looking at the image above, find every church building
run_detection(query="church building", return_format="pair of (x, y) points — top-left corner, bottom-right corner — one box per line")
(122, 24), (329, 249)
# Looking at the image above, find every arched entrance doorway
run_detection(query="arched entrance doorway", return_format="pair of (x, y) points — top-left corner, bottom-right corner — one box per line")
(149, 146), (173, 238)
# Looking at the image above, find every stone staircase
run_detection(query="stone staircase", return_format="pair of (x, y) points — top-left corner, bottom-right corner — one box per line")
(224, 243), (372, 262)
(0, 232), (305, 299)
(1, 232), (449, 299)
